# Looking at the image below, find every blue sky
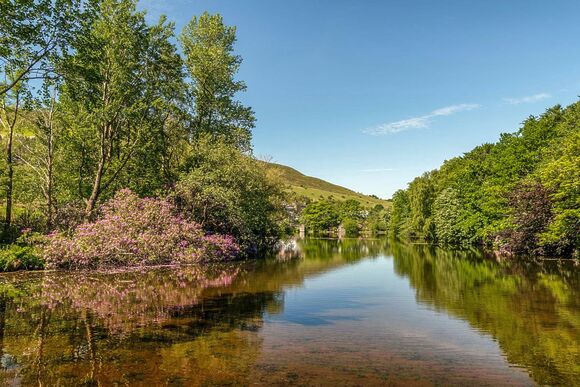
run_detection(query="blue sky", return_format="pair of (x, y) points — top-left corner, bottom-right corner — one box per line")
(139, 0), (580, 198)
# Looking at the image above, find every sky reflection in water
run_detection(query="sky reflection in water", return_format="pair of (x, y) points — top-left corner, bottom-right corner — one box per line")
(0, 238), (578, 386)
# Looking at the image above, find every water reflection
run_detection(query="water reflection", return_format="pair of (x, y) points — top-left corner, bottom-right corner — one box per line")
(0, 238), (577, 385)
(391, 242), (580, 386)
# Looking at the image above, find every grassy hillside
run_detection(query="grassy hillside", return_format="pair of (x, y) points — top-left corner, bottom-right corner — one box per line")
(265, 162), (390, 208)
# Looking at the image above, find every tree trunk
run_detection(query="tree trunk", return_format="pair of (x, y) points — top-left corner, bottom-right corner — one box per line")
(4, 130), (13, 234)
(3, 94), (18, 238)
(84, 79), (112, 220)
(85, 153), (105, 220)
(45, 91), (56, 229)
(46, 133), (54, 228)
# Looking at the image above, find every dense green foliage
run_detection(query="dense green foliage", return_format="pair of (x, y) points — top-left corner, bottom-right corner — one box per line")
(180, 12), (254, 152)
(389, 102), (580, 258)
(300, 198), (390, 236)
(0, 230), (44, 271)
(300, 200), (340, 233)
(0, 0), (285, 265)
(175, 136), (286, 253)
(0, 244), (43, 271)
(366, 204), (390, 234)
(57, 0), (186, 217)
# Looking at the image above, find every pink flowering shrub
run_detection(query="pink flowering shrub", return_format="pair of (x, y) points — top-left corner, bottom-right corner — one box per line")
(44, 189), (239, 269)
(202, 234), (240, 261)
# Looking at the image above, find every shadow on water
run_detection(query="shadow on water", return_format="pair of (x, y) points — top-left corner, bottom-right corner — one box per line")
(0, 238), (577, 385)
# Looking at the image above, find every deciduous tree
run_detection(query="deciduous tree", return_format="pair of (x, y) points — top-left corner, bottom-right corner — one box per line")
(180, 12), (255, 152)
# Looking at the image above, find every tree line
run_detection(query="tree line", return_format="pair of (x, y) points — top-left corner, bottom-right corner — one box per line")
(300, 198), (390, 237)
(297, 101), (578, 258)
(389, 102), (579, 258)
(0, 0), (286, 265)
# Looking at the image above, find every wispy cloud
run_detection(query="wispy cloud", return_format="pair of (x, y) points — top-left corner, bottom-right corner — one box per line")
(430, 104), (480, 116)
(503, 93), (551, 105)
(360, 168), (396, 173)
(364, 103), (480, 135)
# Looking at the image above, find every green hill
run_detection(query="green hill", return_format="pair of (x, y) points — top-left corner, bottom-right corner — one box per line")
(265, 162), (390, 208)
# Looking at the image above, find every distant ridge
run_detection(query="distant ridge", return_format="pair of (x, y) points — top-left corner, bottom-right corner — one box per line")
(264, 162), (390, 208)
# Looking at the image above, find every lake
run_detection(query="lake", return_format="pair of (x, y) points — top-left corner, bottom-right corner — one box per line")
(0, 238), (578, 386)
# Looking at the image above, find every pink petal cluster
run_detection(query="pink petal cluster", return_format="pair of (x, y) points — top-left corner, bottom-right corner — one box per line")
(44, 189), (240, 269)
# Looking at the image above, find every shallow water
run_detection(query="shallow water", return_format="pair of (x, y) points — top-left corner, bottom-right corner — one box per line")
(0, 239), (578, 386)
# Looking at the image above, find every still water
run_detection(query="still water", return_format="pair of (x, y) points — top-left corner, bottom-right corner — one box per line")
(0, 239), (578, 386)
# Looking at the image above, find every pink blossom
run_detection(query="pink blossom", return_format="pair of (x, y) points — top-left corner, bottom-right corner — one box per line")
(44, 189), (240, 269)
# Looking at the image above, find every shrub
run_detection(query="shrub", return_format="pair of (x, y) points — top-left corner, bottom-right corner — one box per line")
(175, 136), (285, 254)
(44, 189), (239, 270)
(53, 200), (86, 232)
(0, 245), (44, 271)
(342, 218), (360, 237)
(494, 182), (553, 256)
(366, 206), (390, 235)
(202, 234), (240, 261)
(300, 200), (340, 234)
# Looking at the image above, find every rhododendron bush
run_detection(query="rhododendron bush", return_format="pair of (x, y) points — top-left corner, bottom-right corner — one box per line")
(44, 189), (239, 269)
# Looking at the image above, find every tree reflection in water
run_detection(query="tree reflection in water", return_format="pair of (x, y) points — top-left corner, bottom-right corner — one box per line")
(0, 238), (577, 385)
(391, 242), (580, 386)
